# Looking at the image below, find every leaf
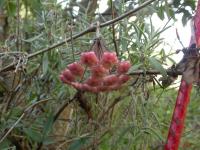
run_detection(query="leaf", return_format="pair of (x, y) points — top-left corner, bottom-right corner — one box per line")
(148, 57), (167, 77)
(184, 0), (196, 10)
(0, 0), (5, 7)
(0, 139), (11, 149)
(133, 23), (148, 43)
(99, 135), (111, 150)
(164, 1), (174, 19)
(8, 107), (22, 119)
(42, 53), (49, 75)
(142, 127), (164, 141)
(167, 56), (176, 64)
(6, 1), (16, 16)
(168, 7), (175, 19)
(24, 128), (42, 142)
(22, 33), (43, 42)
(128, 64), (142, 74)
(42, 113), (54, 137)
(27, 0), (43, 14)
(157, 6), (164, 20)
(173, 0), (180, 8)
(68, 137), (90, 150)
(182, 10), (191, 26)
(43, 137), (56, 145)
(111, 124), (138, 149)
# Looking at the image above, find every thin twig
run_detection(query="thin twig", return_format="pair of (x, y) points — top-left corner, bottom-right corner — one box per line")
(176, 28), (185, 48)
(70, 21), (75, 62)
(16, 0), (20, 51)
(110, 0), (119, 56)
(53, 92), (78, 122)
(0, 99), (50, 144)
(80, 128), (111, 150)
(56, 133), (91, 150)
(128, 69), (182, 76)
(0, 0), (157, 73)
(98, 93), (130, 122)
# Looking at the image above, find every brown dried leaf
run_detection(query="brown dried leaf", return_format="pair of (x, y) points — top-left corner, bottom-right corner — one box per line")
(183, 57), (200, 84)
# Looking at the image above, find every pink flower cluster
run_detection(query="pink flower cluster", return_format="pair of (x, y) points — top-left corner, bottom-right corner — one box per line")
(60, 51), (131, 93)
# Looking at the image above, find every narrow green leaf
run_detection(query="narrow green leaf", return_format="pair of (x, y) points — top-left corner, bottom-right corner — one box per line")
(42, 113), (54, 137)
(157, 6), (164, 20)
(22, 33), (43, 42)
(173, 0), (180, 8)
(0, 139), (11, 149)
(0, 0), (5, 7)
(8, 107), (22, 119)
(42, 53), (49, 75)
(27, 0), (42, 14)
(68, 137), (89, 150)
(148, 57), (167, 77)
(128, 64), (142, 74)
(164, 0), (171, 19)
(24, 128), (42, 142)
(167, 56), (176, 64)
(142, 127), (164, 141)
(43, 137), (56, 145)
(6, 1), (16, 16)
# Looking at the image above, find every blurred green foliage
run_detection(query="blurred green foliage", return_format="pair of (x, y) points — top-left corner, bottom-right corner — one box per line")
(0, 0), (199, 149)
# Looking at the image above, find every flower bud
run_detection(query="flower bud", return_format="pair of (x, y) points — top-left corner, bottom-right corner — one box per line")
(80, 51), (98, 67)
(71, 82), (83, 90)
(85, 76), (101, 86)
(61, 69), (75, 82)
(97, 86), (109, 92)
(101, 52), (118, 69)
(82, 84), (98, 93)
(119, 74), (130, 84)
(103, 74), (118, 86)
(68, 62), (84, 77)
(91, 65), (108, 78)
(60, 75), (71, 84)
(109, 84), (121, 91)
(117, 61), (131, 74)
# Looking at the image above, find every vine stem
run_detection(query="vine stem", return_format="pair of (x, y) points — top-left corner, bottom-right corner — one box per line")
(0, 0), (157, 73)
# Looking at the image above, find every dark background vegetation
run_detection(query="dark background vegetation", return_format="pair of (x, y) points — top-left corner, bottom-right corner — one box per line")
(0, 0), (200, 149)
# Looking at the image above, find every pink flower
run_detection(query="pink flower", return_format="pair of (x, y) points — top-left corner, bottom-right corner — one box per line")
(101, 51), (118, 69)
(82, 84), (98, 93)
(61, 69), (75, 82)
(119, 74), (130, 84)
(91, 65), (108, 78)
(85, 76), (101, 86)
(108, 84), (121, 91)
(97, 86), (109, 92)
(80, 51), (99, 67)
(117, 61), (131, 74)
(68, 62), (85, 77)
(103, 75), (118, 86)
(60, 75), (71, 84)
(71, 82), (83, 89)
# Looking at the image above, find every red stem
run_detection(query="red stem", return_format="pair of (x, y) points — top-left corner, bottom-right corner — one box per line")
(165, 1), (200, 149)
(165, 80), (192, 150)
